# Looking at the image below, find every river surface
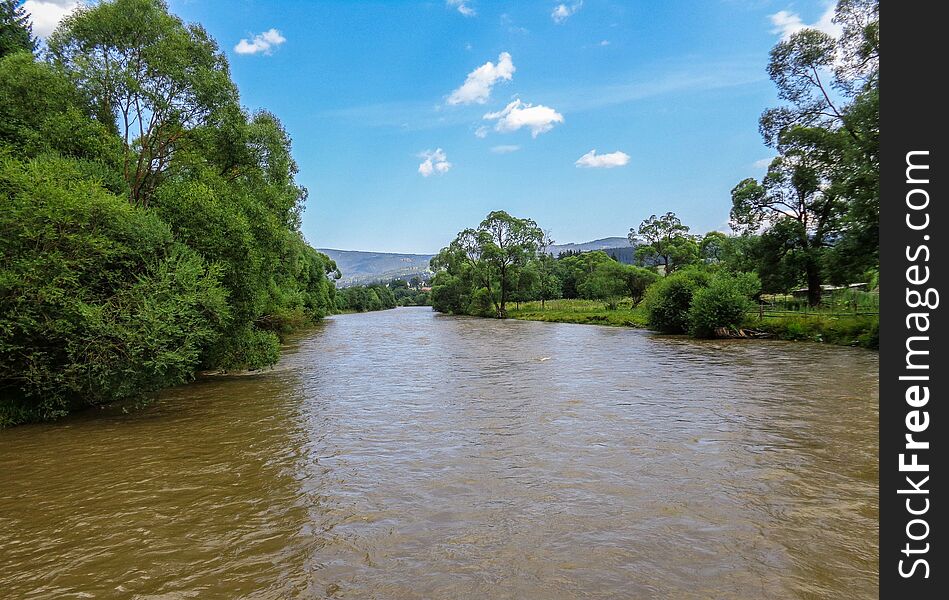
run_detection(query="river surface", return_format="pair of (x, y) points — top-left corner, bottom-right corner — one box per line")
(1, 307), (879, 599)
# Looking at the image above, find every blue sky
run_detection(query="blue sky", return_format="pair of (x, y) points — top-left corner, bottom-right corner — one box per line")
(28, 0), (841, 253)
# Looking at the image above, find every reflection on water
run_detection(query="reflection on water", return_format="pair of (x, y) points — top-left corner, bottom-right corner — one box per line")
(0, 307), (878, 598)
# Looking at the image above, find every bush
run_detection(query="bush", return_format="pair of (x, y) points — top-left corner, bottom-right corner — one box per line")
(0, 156), (229, 425)
(642, 268), (711, 333)
(688, 272), (760, 337)
(201, 326), (280, 372)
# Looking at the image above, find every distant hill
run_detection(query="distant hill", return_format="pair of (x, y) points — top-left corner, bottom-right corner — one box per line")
(321, 236), (638, 286)
(546, 237), (631, 256)
(318, 249), (434, 287)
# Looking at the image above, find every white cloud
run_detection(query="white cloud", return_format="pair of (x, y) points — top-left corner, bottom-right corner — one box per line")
(551, 1), (583, 24)
(234, 28), (286, 55)
(418, 148), (452, 177)
(447, 0), (476, 18)
(474, 125), (489, 138)
(483, 99), (564, 137)
(575, 149), (630, 168)
(599, 40), (610, 46)
(753, 157), (775, 169)
(23, 0), (79, 38)
(447, 52), (515, 105)
(491, 145), (521, 154)
(770, 4), (841, 40)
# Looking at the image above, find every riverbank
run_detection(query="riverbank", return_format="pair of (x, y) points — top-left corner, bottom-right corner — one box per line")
(507, 299), (648, 328)
(505, 299), (879, 349)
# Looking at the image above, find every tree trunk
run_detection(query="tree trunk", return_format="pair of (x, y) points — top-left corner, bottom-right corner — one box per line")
(805, 260), (822, 307)
(498, 265), (507, 318)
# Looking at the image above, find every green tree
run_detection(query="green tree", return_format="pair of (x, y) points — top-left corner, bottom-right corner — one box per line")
(0, 155), (228, 426)
(434, 211), (543, 318)
(578, 261), (657, 305)
(0, 52), (123, 184)
(642, 268), (712, 333)
(750, 0), (879, 290)
(47, 0), (236, 207)
(731, 128), (841, 305)
(534, 230), (561, 308)
(629, 212), (699, 273)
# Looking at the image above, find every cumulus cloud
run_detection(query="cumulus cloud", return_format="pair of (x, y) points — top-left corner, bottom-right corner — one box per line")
(447, 0), (476, 17)
(483, 99), (564, 137)
(234, 28), (286, 55)
(770, 4), (841, 40)
(447, 52), (515, 106)
(23, 0), (79, 38)
(575, 149), (630, 168)
(551, 1), (583, 24)
(418, 149), (452, 177)
(474, 126), (489, 139)
(490, 145), (521, 154)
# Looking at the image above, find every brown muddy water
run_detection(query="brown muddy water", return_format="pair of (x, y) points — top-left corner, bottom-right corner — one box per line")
(0, 306), (879, 599)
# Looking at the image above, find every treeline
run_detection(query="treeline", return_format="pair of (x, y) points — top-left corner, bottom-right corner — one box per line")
(0, 0), (340, 426)
(336, 279), (431, 313)
(431, 0), (878, 337)
(428, 210), (761, 335)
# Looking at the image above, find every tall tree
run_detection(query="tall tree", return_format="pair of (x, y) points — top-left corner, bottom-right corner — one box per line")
(629, 212), (699, 273)
(735, 0), (878, 298)
(47, 0), (236, 207)
(432, 211), (543, 318)
(730, 127), (841, 305)
(535, 230), (561, 308)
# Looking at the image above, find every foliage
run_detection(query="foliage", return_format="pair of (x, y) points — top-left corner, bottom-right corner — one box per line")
(641, 268), (712, 333)
(0, 51), (124, 187)
(0, 0), (33, 58)
(734, 0), (878, 303)
(578, 260), (658, 304)
(507, 299), (648, 328)
(336, 283), (397, 312)
(47, 0), (237, 207)
(0, 1), (338, 425)
(749, 314), (878, 349)
(0, 156), (228, 426)
(629, 212), (699, 273)
(688, 272), (760, 338)
(430, 211), (543, 318)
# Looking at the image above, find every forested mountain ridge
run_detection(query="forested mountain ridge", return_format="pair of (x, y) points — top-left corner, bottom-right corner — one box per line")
(318, 249), (435, 286)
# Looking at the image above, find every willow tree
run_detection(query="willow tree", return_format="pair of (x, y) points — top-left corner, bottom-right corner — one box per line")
(730, 127), (842, 305)
(753, 0), (879, 285)
(629, 212), (699, 273)
(432, 211), (543, 318)
(47, 0), (236, 207)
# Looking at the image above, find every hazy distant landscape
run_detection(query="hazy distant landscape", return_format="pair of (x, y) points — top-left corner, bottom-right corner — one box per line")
(321, 237), (637, 286)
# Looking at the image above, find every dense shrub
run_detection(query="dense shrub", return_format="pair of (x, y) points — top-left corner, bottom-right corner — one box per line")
(0, 156), (229, 425)
(688, 272), (760, 337)
(642, 268), (711, 333)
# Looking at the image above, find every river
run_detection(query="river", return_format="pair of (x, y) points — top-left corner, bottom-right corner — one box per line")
(0, 306), (879, 599)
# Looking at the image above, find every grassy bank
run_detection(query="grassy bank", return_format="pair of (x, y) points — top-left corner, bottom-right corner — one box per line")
(745, 314), (879, 349)
(505, 299), (878, 349)
(507, 299), (648, 328)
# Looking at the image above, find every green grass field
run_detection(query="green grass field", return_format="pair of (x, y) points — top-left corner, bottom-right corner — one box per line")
(506, 298), (879, 349)
(507, 299), (649, 328)
(744, 313), (879, 348)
